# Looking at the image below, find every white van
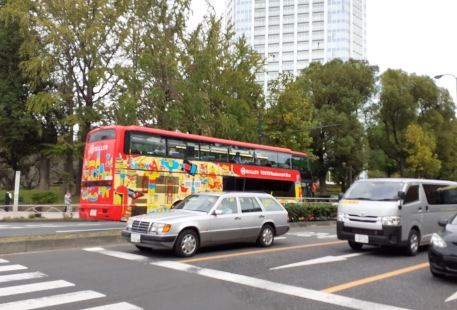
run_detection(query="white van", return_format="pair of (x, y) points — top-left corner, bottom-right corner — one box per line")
(337, 178), (457, 255)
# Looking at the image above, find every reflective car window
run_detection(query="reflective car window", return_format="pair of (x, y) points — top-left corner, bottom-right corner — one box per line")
(240, 197), (262, 213)
(173, 194), (218, 213)
(217, 198), (238, 214)
(259, 197), (283, 211)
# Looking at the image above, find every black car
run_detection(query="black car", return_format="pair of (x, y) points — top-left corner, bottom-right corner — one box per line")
(428, 214), (457, 277)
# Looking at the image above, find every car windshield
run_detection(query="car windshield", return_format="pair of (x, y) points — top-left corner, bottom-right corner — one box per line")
(172, 194), (219, 213)
(344, 181), (405, 201)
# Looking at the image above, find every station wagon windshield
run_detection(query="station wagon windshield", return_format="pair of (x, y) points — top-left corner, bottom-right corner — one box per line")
(173, 195), (218, 213)
(345, 181), (405, 201)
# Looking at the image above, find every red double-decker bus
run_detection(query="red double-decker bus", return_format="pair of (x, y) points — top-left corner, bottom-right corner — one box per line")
(79, 125), (310, 221)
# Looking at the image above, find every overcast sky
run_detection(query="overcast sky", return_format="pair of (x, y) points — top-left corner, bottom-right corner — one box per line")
(190, 0), (457, 101)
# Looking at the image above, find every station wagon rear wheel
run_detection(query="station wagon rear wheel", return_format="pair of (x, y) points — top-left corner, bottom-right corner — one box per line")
(257, 224), (274, 247)
(174, 229), (199, 257)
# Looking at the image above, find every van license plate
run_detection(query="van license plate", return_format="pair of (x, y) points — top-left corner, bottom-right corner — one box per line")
(130, 233), (141, 243)
(355, 234), (368, 243)
(89, 209), (97, 217)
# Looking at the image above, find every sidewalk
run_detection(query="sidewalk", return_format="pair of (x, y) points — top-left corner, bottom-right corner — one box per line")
(0, 211), (80, 221)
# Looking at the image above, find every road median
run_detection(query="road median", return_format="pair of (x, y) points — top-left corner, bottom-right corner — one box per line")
(0, 229), (127, 255)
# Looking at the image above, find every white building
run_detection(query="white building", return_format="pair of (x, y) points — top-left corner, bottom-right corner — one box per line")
(225, 0), (367, 93)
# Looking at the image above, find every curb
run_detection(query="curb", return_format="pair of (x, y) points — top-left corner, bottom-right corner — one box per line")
(0, 229), (127, 255)
(289, 220), (336, 228)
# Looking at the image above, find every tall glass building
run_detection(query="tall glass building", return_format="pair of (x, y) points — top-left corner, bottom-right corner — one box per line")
(225, 0), (367, 93)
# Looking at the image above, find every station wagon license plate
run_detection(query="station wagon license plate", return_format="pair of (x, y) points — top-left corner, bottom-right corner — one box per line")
(355, 234), (369, 244)
(89, 209), (97, 216)
(130, 233), (141, 243)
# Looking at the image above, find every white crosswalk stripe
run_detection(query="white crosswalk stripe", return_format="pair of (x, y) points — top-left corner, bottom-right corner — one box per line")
(84, 247), (149, 262)
(0, 272), (47, 284)
(0, 264), (27, 273)
(0, 280), (74, 297)
(82, 302), (143, 310)
(0, 260), (142, 310)
(0, 290), (105, 310)
(0, 259), (9, 264)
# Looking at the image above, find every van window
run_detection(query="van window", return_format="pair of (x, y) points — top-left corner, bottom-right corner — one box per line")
(423, 184), (452, 205)
(404, 185), (419, 204)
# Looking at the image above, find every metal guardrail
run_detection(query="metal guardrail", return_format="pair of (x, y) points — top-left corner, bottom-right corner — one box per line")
(277, 197), (339, 203)
(0, 204), (79, 213)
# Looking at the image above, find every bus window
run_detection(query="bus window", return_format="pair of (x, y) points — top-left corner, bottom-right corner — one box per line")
(128, 133), (166, 156)
(89, 129), (116, 142)
(255, 149), (278, 167)
(277, 153), (292, 169)
(200, 143), (229, 162)
(229, 147), (255, 164)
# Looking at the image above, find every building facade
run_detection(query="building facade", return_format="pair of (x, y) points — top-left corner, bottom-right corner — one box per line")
(225, 0), (366, 93)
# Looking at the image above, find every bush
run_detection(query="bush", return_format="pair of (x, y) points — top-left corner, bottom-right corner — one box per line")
(30, 191), (58, 204)
(284, 202), (337, 222)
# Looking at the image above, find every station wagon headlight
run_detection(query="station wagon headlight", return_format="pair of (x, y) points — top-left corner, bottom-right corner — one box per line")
(431, 233), (447, 248)
(149, 223), (172, 234)
(126, 219), (134, 231)
(381, 216), (401, 226)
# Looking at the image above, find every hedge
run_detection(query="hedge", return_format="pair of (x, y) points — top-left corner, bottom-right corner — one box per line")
(284, 202), (337, 222)
(30, 191), (58, 204)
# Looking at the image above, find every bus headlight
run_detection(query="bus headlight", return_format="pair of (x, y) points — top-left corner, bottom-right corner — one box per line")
(431, 233), (447, 248)
(381, 216), (401, 226)
(150, 223), (172, 234)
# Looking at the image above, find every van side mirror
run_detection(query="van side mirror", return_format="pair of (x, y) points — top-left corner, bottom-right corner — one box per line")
(438, 219), (449, 227)
(338, 193), (344, 200)
(213, 209), (223, 216)
(397, 191), (406, 200)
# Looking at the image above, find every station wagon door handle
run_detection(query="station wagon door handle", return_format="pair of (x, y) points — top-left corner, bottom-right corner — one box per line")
(259, 215), (265, 219)
(418, 207), (422, 212)
(234, 217), (242, 220)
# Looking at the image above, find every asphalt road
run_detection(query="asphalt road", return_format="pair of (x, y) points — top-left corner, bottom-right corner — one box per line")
(0, 221), (125, 237)
(1, 225), (456, 310)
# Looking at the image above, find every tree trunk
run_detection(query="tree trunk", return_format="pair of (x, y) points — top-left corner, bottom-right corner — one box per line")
(319, 175), (327, 196)
(38, 154), (50, 190)
(63, 152), (74, 193)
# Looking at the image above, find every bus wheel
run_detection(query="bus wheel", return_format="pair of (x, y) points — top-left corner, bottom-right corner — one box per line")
(174, 229), (199, 257)
(348, 240), (363, 250)
(405, 229), (420, 256)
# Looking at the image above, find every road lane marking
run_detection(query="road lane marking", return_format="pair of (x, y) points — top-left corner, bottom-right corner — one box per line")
(152, 260), (410, 310)
(82, 302), (143, 309)
(0, 290), (105, 310)
(275, 237), (287, 240)
(56, 228), (121, 233)
(322, 262), (430, 293)
(180, 240), (345, 263)
(446, 291), (457, 303)
(0, 280), (74, 297)
(288, 232), (337, 239)
(0, 265), (27, 273)
(0, 259), (9, 264)
(84, 247), (149, 262)
(0, 272), (47, 284)
(271, 253), (366, 270)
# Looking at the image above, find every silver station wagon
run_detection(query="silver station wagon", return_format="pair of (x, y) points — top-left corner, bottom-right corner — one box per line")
(121, 192), (290, 257)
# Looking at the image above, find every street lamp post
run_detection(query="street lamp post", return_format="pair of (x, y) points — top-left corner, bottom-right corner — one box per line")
(434, 74), (457, 103)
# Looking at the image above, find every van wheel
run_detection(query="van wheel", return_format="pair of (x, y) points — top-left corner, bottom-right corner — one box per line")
(257, 224), (275, 247)
(174, 229), (199, 257)
(348, 240), (363, 250)
(405, 229), (420, 256)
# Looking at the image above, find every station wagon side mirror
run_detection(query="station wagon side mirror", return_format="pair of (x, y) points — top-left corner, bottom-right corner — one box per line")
(397, 191), (406, 200)
(213, 209), (223, 216)
(438, 219), (449, 227)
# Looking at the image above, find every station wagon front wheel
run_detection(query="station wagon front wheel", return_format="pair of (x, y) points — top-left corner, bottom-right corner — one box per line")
(174, 229), (199, 257)
(257, 225), (275, 247)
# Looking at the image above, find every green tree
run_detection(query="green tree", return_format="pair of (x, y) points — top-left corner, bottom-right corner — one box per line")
(404, 123), (441, 178)
(263, 73), (313, 151)
(0, 0), (40, 188)
(296, 59), (378, 193)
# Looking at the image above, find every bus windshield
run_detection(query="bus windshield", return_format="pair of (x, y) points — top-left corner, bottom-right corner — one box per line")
(345, 181), (405, 201)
